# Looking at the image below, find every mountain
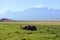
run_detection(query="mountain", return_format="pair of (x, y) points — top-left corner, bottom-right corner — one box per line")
(0, 18), (17, 22)
(0, 7), (60, 21)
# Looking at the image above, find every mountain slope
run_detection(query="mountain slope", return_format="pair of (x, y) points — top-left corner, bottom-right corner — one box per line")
(0, 7), (60, 20)
(0, 18), (17, 22)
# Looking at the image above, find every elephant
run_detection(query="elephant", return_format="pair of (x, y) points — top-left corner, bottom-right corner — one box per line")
(21, 25), (37, 31)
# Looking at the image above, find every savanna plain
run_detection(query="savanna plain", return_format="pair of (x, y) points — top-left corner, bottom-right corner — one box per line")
(0, 21), (60, 40)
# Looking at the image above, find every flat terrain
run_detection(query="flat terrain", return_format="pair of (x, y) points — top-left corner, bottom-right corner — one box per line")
(0, 21), (60, 25)
(0, 21), (60, 40)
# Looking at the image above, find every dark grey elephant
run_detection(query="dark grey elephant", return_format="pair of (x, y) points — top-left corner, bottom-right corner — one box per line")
(21, 25), (37, 31)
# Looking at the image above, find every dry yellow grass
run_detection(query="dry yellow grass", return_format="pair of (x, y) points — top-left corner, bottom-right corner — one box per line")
(0, 21), (60, 25)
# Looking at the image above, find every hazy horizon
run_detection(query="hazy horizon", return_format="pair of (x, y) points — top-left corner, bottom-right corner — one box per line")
(0, 0), (60, 20)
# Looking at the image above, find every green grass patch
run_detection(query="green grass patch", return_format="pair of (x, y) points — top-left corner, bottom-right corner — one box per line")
(0, 23), (60, 40)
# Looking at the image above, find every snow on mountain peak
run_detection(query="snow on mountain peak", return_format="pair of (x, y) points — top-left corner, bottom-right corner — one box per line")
(33, 4), (45, 8)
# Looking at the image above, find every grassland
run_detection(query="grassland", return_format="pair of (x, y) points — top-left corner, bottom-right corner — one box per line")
(0, 21), (60, 25)
(0, 21), (60, 40)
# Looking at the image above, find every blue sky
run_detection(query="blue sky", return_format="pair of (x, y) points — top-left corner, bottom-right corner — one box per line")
(0, 0), (60, 13)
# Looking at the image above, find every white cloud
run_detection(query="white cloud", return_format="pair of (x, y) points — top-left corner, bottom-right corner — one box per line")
(33, 4), (45, 8)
